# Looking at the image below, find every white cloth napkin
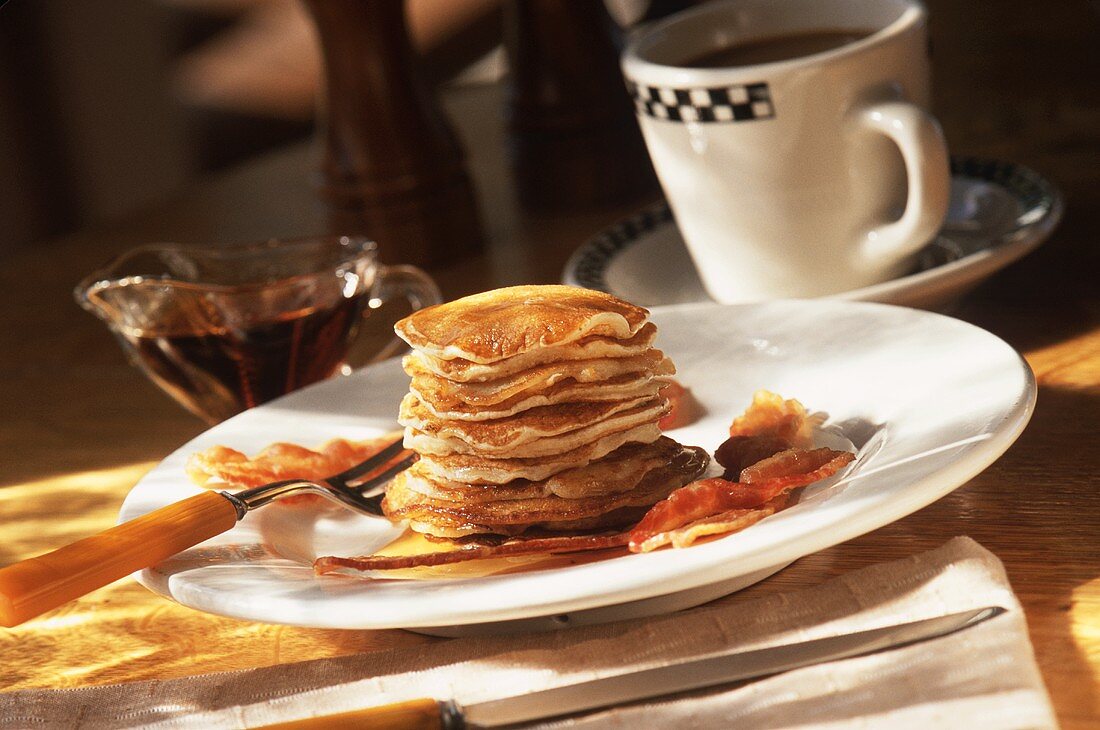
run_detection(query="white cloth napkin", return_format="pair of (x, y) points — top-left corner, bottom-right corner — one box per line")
(0, 537), (1056, 729)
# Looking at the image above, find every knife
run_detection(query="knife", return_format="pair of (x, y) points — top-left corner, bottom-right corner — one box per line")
(255, 605), (1004, 729)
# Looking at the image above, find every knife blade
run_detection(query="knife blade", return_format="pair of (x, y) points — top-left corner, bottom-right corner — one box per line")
(255, 606), (1004, 729)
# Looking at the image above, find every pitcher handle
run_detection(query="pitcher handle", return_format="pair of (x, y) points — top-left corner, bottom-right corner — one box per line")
(367, 264), (443, 363)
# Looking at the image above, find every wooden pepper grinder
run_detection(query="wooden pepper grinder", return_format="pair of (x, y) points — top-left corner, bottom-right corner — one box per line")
(504, 0), (659, 212)
(302, 0), (483, 267)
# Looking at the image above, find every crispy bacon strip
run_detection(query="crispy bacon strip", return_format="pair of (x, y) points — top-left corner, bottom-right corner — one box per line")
(186, 436), (401, 489)
(628, 448), (854, 552)
(741, 447), (847, 483)
(714, 390), (820, 478)
(658, 379), (700, 430)
(714, 434), (791, 479)
(728, 390), (814, 447)
(634, 494), (790, 553)
(313, 532), (629, 574)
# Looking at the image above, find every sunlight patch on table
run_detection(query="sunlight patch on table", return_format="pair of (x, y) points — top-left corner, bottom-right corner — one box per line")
(0, 462), (156, 564)
(1072, 578), (1100, 685)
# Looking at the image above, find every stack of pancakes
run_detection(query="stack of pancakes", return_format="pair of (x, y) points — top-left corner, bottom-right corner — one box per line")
(386, 285), (707, 540)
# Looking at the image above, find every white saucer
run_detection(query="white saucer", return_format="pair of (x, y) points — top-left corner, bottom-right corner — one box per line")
(564, 157), (1062, 310)
(120, 300), (1034, 635)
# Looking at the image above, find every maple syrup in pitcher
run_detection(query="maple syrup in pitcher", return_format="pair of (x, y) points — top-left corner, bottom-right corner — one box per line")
(78, 235), (442, 424)
(122, 292), (368, 423)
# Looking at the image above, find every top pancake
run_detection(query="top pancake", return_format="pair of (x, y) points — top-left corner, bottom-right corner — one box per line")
(394, 285), (649, 364)
(405, 324), (658, 383)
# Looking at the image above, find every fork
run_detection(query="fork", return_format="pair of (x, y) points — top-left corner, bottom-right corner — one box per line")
(0, 438), (415, 628)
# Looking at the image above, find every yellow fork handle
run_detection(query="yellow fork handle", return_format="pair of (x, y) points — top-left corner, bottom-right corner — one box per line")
(253, 699), (454, 730)
(0, 491), (238, 627)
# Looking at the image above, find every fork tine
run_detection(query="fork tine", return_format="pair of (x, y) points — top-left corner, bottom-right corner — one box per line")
(353, 454), (417, 496)
(332, 437), (407, 483)
(220, 438), (413, 521)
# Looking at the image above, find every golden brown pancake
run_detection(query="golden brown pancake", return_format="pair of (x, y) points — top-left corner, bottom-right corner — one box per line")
(400, 393), (659, 450)
(395, 285), (649, 363)
(405, 507), (651, 539)
(384, 445), (708, 537)
(401, 438), (683, 503)
(404, 397), (671, 457)
(406, 349), (673, 409)
(401, 465), (553, 502)
(412, 374), (663, 422)
(405, 323), (658, 383)
(415, 422), (665, 485)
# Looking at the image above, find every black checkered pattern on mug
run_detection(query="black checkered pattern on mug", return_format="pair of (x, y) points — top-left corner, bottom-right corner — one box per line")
(628, 81), (774, 122)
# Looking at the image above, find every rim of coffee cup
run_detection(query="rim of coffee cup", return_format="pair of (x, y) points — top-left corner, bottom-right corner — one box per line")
(622, 0), (925, 86)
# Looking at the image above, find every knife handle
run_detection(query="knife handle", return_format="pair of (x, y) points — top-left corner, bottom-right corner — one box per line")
(252, 699), (462, 729)
(0, 491), (238, 627)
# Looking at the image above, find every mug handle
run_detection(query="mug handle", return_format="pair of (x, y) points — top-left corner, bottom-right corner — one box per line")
(857, 100), (950, 267)
(365, 264), (443, 363)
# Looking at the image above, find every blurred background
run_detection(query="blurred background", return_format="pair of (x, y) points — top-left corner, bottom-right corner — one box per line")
(0, 0), (512, 256)
(0, 0), (1097, 277)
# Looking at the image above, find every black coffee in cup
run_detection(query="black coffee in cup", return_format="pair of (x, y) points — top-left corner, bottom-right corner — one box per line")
(682, 28), (874, 68)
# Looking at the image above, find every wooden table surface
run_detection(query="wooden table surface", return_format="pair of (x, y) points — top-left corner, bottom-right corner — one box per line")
(1, 4), (1098, 726)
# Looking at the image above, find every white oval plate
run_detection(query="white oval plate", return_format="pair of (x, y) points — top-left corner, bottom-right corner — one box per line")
(121, 300), (1035, 631)
(563, 157), (1062, 311)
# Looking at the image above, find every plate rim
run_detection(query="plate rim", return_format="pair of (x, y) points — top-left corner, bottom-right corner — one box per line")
(562, 156), (1064, 306)
(121, 299), (1037, 629)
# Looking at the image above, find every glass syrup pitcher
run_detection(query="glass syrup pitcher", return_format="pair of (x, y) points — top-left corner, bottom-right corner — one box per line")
(76, 235), (441, 423)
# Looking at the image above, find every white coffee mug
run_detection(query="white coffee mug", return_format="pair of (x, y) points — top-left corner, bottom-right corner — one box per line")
(622, 0), (949, 303)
